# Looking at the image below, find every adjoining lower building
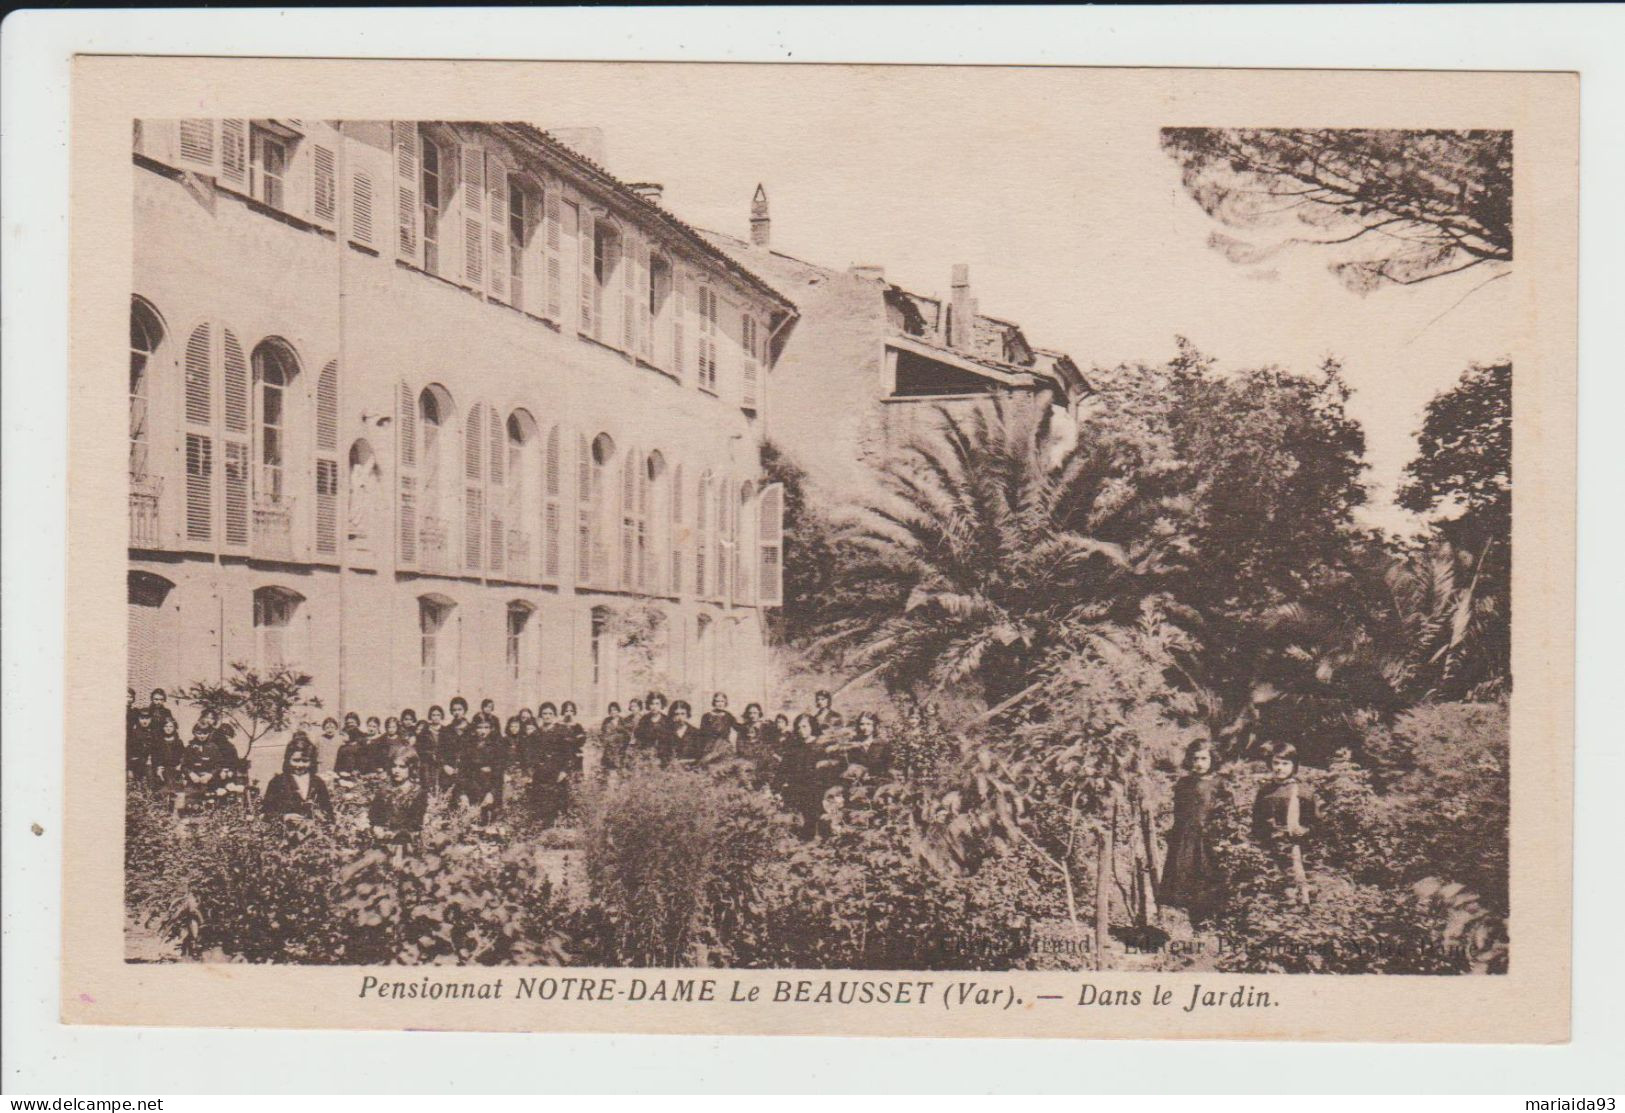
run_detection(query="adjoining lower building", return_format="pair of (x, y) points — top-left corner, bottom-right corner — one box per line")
(701, 186), (1088, 508)
(128, 120), (795, 725)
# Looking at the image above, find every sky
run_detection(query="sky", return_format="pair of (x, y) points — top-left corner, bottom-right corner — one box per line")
(510, 64), (1514, 534)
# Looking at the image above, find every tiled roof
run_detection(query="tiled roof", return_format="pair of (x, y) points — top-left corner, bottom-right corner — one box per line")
(489, 123), (798, 316)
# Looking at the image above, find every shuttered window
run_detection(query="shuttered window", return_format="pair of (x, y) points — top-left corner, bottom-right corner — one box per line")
(396, 380), (418, 566)
(545, 190), (563, 320)
(486, 405), (505, 575)
(461, 144), (485, 288)
(487, 155), (509, 303)
(219, 120), (248, 189)
(312, 143), (337, 226)
(697, 285), (719, 391)
(576, 433), (593, 584)
(464, 401), (488, 572)
(177, 119), (217, 174)
(669, 464), (684, 595)
(314, 361), (339, 556)
(578, 210), (596, 337)
(543, 425), (562, 581)
(741, 314), (760, 410)
(757, 482), (785, 607)
(393, 122), (421, 261)
(351, 171), (375, 245)
(695, 472), (711, 598)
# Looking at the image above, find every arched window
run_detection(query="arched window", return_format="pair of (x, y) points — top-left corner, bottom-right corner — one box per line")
(129, 299), (164, 482)
(505, 600), (537, 701)
(252, 586), (305, 671)
(591, 220), (622, 343)
(128, 571), (177, 697)
(251, 339), (299, 505)
(416, 385), (456, 570)
(505, 411), (541, 579)
(619, 446), (652, 592)
(418, 593), (458, 702)
(581, 432), (615, 588)
(644, 451), (665, 593)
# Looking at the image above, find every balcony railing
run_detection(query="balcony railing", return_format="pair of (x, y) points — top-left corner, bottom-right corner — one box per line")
(419, 515), (450, 573)
(253, 495), (294, 560)
(507, 529), (532, 579)
(129, 473), (163, 547)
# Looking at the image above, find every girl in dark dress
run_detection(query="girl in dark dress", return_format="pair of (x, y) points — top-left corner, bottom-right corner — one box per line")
(261, 732), (335, 824)
(633, 693), (671, 763)
(333, 728), (370, 783)
(598, 701), (629, 776)
(1251, 742), (1319, 904)
(776, 713), (835, 840)
(369, 745), (427, 845)
(455, 716), (507, 823)
(697, 693), (740, 764)
(1160, 740), (1227, 925)
(151, 716), (185, 785)
(418, 705), (444, 793)
(736, 702), (776, 782)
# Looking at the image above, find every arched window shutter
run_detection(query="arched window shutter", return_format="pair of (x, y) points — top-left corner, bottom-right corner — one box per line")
(670, 464), (684, 596)
(620, 451), (637, 590)
(219, 120), (249, 189)
(396, 380), (418, 567)
(543, 425), (562, 580)
(486, 406), (504, 574)
(758, 482), (785, 607)
(221, 330), (251, 551)
(578, 211), (596, 337)
(486, 154), (508, 303)
(576, 433), (593, 585)
(463, 402), (487, 572)
(544, 190), (563, 321)
(695, 474), (710, 598)
(314, 360), (339, 556)
(183, 324), (215, 544)
(392, 122), (420, 263)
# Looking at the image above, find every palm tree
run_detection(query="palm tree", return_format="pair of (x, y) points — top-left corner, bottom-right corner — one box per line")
(817, 393), (1186, 705)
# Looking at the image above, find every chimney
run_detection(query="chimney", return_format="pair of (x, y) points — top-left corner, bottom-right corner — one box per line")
(750, 184), (771, 247)
(949, 264), (973, 350)
(547, 126), (609, 169)
(848, 264), (886, 282)
(628, 182), (664, 205)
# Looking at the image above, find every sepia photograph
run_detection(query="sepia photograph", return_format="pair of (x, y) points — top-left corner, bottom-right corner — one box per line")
(46, 53), (1578, 1045)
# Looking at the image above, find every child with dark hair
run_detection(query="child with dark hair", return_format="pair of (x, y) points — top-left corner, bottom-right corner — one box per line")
(126, 703), (156, 783)
(1251, 742), (1319, 904)
(666, 700), (700, 766)
(1161, 740), (1228, 924)
(369, 745), (427, 844)
(598, 701), (630, 776)
(262, 731), (335, 823)
(633, 693), (671, 761)
(151, 715), (185, 785)
(455, 716), (507, 823)
(418, 705), (445, 792)
(697, 692), (740, 764)
(333, 724), (370, 783)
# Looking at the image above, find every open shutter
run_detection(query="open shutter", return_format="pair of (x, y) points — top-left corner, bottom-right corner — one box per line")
(544, 189), (563, 320)
(638, 456), (652, 590)
(396, 380), (418, 567)
(622, 233), (638, 351)
(464, 402), (486, 572)
(758, 482), (784, 607)
(742, 313), (759, 410)
(314, 361), (339, 556)
(695, 474), (710, 598)
(392, 122), (420, 263)
(673, 271), (687, 381)
(460, 144), (485, 289)
(578, 209), (596, 337)
(221, 330), (251, 551)
(486, 154), (508, 303)
(543, 426), (562, 580)
(639, 242), (655, 360)
(487, 406), (505, 574)
(715, 480), (730, 603)
(219, 120), (248, 189)
(311, 142), (337, 227)
(183, 325), (215, 544)
(620, 452), (637, 589)
(176, 119), (218, 176)
(576, 433), (593, 585)
(350, 171), (375, 246)
(669, 465), (684, 595)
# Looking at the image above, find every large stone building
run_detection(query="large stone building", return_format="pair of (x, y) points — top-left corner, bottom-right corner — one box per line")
(127, 120), (795, 723)
(701, 187), (1086, 507)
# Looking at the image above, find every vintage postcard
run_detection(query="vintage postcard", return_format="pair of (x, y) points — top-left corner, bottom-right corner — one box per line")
(64, 56), (1575, 1041)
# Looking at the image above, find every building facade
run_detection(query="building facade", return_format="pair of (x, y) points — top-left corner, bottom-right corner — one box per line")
(702, 189), (1086, 507)
(128, 120), (794, 723)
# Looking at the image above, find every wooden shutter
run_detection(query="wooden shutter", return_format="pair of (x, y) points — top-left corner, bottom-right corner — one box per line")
(314, 361), (339, 556)
(487, 406), (504, 574)
(638, 456), (652, 590)
(183, 325), (215, 543)
(742, 313), (759, 410)
(578, 210), (596, 337)
(460, 144), (485, 289)
(673, 270), (687, 380)
(544, 189), (563, 320)
(221, 330), (251, 551)
(758, 482), (784, 607)
(543, 425), (562, 580)
(312, 142), (337, 227)
(486, 155), (508, 302)
(463, 402), (486, 571)
(620, 452), (637, 589)
(695, 474), (709, 598)
(396, 380), (418, 566)
(576, 433), (593, 584)
(176, 120), (218, 175)
(351, 172), (375, 245)
(670, 464), (684, 595)
(392, 122), (420, 262)
(639, 242), (655, 360)
(714, 480), (730, 603)
(622, 233), (638, 351)
(219, 120), (248, 189)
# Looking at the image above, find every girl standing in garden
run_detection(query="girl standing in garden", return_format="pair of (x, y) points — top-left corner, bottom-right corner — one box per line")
(261, 732), (335, 824)
(1160, 740), (1228, 925)
(1251, 742), (1319, 904)
(368, 745), (427, 844)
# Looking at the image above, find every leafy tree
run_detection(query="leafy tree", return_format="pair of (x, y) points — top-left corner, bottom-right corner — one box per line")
(817, 393), (1188, 704)
(1159, 128), (1512, 292)
(175, 662), (321, 763)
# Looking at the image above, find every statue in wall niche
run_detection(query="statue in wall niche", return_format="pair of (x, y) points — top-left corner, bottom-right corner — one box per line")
(347, 440), (381, 551)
